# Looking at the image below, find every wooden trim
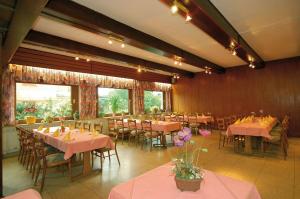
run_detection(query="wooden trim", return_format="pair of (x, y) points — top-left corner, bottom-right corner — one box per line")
(43, 0), (225, 73)
(23, 30), (194, 78)
(0, 34), (3, 197)
(2, 0), (48, 67)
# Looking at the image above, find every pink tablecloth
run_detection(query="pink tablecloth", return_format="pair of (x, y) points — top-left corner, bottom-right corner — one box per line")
(185, 116), (214, 124)
(227, 118), (277, 138)
(123, 120), (181, 134)
(3, 189), (41, 199)
(34, 127), (114, 160)
(108, 164), (261, 199)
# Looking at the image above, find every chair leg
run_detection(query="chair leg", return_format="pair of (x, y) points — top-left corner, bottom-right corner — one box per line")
(26, 151), (32, 170)
(29, 155), (35, 173)
(68, 161), (72, 182)
(115, 149), (121, 166)
(34, 164), (41, 186)
(222, 136), (226, 147)
(100, 153), (103, 170)
(32, 159), (37, 179)
(218, 134), (222, 149)
(122, 133), (124, 144)
(91, 151), (94, 168)
(150, 138), (152, 151)
(40, 166), (47, 192)
(108, 151), (111, 162)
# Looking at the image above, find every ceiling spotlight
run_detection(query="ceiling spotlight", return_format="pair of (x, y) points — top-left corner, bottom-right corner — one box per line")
(179, 62), (182, 66)
(75, 57), (79, 60)
(208, 71), (212, 75)
(121, 43), (125, 48)
(137, 66), (142, 73)
(249, 63), (255, 68)
(232, 49), (237, 56)
(171, 4), (178, 14)
(174, 60), (178, 65)
(108, 40), (113, 44)
(86, 58), (90, 62)
(185, 14), (192, 22)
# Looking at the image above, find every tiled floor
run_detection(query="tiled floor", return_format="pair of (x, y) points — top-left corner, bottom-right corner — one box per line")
(3, 131), (300, 199)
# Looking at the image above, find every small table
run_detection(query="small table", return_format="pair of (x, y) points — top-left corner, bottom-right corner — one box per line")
(108, 164), (261, 199)
(34, 127), (114, 175)
(227, 118), (277, 153)
(3, 189), (41, 199)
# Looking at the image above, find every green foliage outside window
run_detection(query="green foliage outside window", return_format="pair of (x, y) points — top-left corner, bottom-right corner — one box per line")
(144, 91), (163, 113)
(98, 88), (129, 116)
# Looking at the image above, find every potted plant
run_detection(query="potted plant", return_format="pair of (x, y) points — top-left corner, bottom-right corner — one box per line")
(110, 96), (119, 117)
(24, 103), (37, 124)
(172, 127), (211, 192)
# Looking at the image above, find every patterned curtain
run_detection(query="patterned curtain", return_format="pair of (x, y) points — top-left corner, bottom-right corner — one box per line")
(79, 80), (97, 120)
(3, 64), (172, 125)
(165, 90), (172, 112)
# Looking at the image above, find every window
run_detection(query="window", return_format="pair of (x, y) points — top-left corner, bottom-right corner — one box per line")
(98, 88), (129, 116)
(144, 91), (164, 113)
(16, 83), (72, 120)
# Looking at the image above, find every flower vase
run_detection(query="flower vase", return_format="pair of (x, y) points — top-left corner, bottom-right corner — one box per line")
(25, 116), (36, 124)
(175, 176), (202, 192)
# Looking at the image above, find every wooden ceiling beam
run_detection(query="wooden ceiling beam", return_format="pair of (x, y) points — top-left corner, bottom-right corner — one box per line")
(42, 0), (225, 73)
(160, 0), (265, 68)
(1, 0), (48, 67)
(24, 30), (194, 78)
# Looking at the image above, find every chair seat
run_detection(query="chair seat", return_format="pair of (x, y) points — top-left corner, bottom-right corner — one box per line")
(95, 147), (110, 153)
(189, 123), (199, 128)
(265, 135), (281, 143)
(45, 153), (69, 167)
(130, 130), (143, 136)
(119, 128), (129, 134)
(144, 131), (160, 138)
(220, 131), (227, 135)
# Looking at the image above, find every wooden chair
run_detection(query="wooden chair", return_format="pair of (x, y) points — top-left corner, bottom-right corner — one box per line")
(92, 132), (120, 170)
(83, 122), (91, 131)
(94, 122), (103, 133)
(263, 124), (288, 160)
(216, 118), (228, 149)
(108, 118), (116, 136)
(188, 115), (199, 135)
(141, 120), (161, 151)
(34, 138), (72, 192)
(128, 119), (142, 146)
(75, 121), (81, 129)
(116, 118), (130, 144)
(231, 115), (237, 124)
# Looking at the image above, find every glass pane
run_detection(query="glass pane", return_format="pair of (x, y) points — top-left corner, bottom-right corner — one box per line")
(144, 91), (163, 113)
(98, 88), (129, 116)
(16, 83), (72, 120)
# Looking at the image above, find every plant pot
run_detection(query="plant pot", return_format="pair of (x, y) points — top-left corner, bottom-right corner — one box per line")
(25, 116), (36, 124)
(175, 176), (202, 192)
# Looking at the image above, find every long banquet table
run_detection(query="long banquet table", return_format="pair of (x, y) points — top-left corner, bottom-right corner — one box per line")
(108, 163), (261, 199)
(34, 127), (114, 174)
(226, 117), (278, 153)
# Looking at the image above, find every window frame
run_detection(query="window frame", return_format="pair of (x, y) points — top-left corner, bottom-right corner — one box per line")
(96, 86), (132, 117)
(143, 90), (165, 113)
(15, 81), (75, 124)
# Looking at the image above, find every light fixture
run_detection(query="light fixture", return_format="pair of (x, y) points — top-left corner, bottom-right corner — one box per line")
(173, 73), (180, 79)
(170, 0), (192, 22)
(108, 40), (113, 44)
(174, 55), (183, 66)
(121, 43), (125, 48)
(204, 66), (212, 75)
(171, 4), (178, 14)
(185, 14), (192, 22)
(86, 58), (90, 62)
(75, 57), (79, 60)
(137, 66), (142, 73)
(174, 60), (178, 65)
(229, 40), (238, 56)
(248, 56), (255, 68)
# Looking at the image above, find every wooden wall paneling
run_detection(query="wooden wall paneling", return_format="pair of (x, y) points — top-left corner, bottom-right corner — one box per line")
(172, 57), (300, 136)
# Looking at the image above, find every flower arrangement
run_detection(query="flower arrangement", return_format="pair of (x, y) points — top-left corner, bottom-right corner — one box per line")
(172, 127), (211, 191)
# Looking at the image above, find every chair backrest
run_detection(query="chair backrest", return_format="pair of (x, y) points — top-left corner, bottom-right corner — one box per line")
(94, 122), (103, 133)
(75, 121), (81, 129)
(116, 118), (125, 129)
(188, 115), (197, 123)
(216, 118), (226, 130)
(34, 138), (47, 164)
(164, 115), (171, 121)
(141, 120), (152, 132)
(127, 119), (137, 130)
(176, 114), (184, 122)
(83, 122), (91, 131)
(170, 115), (177, 122)
(231, 115), (237, 123)
(224, 116), (232, 127)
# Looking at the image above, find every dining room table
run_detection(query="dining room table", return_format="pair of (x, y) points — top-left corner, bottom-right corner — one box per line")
(2, 189), (41, 199)
(34, 126), (114, 175)
(108, 163), (261, 199)
(226, 116), (278, 153)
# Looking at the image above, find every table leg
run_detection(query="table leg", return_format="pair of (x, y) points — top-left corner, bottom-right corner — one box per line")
(82, 151), (92, 175)
(244, 136), (252, 154)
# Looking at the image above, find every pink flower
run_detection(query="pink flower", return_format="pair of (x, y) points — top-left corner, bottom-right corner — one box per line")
(199, 129), (211, 137)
